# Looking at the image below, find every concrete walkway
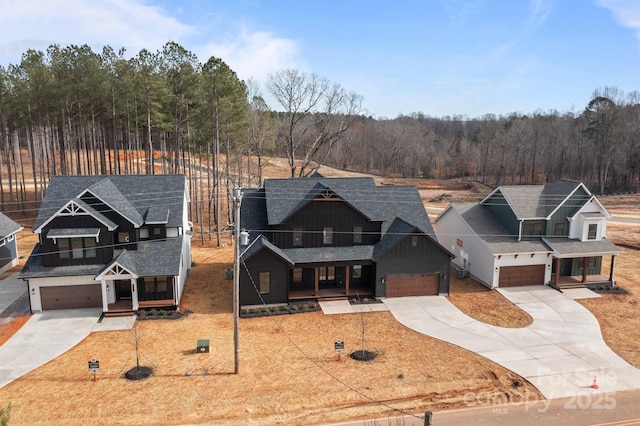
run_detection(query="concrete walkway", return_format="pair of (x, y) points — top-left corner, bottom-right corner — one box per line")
(383, 286), (640, 399)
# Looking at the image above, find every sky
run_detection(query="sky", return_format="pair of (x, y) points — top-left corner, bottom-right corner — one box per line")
(1, 0), (639, 119)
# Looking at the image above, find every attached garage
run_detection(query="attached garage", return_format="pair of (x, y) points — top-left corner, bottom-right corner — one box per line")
(40, 284), (102, 310)
(385, 273), (440, 297)
(498, 265), (545, 287)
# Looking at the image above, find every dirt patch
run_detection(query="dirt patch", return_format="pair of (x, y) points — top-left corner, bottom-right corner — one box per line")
(448, 274), (533, 328)
(0, 160), (637, 424)
(0, 242), (543, 425)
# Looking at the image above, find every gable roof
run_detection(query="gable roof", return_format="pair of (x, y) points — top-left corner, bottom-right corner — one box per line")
(0, 212), (23, 239)
(240, 235), (293, 265)
(33, 175), (187, 231)
(261, 176), (435, 237)
(264, 177), (378, 225)
(482, 179), (588, 220)
(82, 178), (144, 226)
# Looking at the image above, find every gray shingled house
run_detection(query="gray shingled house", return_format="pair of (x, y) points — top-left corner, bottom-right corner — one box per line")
(434, 179), (620, 289)
(0, 212), (24, 274)
(238, 176), (453, 307)
(19, 175), (192, 313)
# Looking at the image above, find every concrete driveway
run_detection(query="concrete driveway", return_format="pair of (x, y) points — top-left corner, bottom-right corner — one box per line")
(0, 308), (102, 388)
(383, 286), (640, 399)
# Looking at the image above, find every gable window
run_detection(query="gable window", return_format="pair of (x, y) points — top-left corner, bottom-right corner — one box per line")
(588, 224), (598, 240)
(293, 228), (303, 246)
(58, 237), (97, 259)
(554, 223), (565, 236)
(259, 272), (271, 293)
(323, 227), (333, 245)
(353, 226), (363, 244)
(522, 223), (543, 239)
(352, 265), (362, 279)
(411, 235), (418, 247)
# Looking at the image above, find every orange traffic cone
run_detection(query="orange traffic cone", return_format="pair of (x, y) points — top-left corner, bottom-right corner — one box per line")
(591, 376), (599, 389)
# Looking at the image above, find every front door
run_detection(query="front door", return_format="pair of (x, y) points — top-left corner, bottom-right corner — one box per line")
(318, 266), (336, 288)
(116, 279), (132, 300)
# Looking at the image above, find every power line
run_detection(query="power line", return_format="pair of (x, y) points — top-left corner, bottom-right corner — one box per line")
(239, 257), (424, 422)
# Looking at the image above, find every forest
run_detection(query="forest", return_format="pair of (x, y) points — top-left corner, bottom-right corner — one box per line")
(1, 41), (639, 241)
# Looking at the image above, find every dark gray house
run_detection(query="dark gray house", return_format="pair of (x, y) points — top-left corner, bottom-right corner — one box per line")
(19, 175), (192, 312)
(0, 212), (24, 274)
(239, 176), (453, 307)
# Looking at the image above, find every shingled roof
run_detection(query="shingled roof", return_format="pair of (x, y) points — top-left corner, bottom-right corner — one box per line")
(240, 176), (442, 264)
(483, 179), (588, 220)
(452, 203), (551, 254)
(0, 212), (23, 239)
(262, 176), (435, 237)
(33, 175), (187, 231)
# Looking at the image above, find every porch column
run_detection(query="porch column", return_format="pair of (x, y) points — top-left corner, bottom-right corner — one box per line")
(314, 268), (319, 296)
(345, 267), (350, 295)
(582, 257), (588, 283)
(609, 255), (617, 284)
(131, 278), (139, 310)
(100, 279), (109, 312)
(554, 257), (561, 286)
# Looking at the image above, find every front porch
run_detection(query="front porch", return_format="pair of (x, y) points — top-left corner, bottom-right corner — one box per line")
(105, 298), (176, 316)
(289, 286), (374, 301)
(551, 274), (614, 290)
(551, 254), (618, 290)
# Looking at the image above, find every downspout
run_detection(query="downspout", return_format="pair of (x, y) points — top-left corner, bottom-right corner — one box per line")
(518, 220), (523, 241)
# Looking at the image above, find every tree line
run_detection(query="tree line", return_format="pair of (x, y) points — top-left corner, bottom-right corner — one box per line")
(339, 86), (639, 196)
(0, 42), (638, 243)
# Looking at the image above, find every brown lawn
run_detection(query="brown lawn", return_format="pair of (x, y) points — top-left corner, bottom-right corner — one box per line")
(0, 163), (638, 424)
(0, 239), (541, 425)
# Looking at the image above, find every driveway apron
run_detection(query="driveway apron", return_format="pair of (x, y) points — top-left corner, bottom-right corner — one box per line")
(0, 308), (101, 389)
(383, 286), (640, 399)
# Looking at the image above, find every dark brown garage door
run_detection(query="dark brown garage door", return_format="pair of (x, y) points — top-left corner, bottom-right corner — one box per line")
(499, 265), (545, 287)
(386, 273), (439, 297)
(40, 285), (102, 310)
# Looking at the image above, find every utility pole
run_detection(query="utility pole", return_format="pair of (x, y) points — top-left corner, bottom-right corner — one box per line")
(232, 188), (243, 374)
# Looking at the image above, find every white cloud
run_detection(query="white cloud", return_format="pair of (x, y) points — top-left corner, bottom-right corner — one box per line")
(596, 0), (640, 40)
(0, 0), (302, 90)
(0, 0), (194, 65)
(529, 0), (552, 28)
(195, 28), (302, 82)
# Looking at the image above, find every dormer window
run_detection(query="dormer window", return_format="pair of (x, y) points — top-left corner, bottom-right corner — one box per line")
(588, 224), (597, 240)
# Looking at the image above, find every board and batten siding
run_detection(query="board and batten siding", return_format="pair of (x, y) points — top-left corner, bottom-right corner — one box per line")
(484, 192), (520, 236)
(272, 200), (381, 249)
(0, 236), (19, 273)
(375, 234), (450, 296)
(239, 248), (289, 306)
(546, 188), (589, 236)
